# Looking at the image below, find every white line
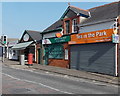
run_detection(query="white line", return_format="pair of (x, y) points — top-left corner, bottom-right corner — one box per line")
(2, 73), (73, 94)
(3, 65), (118, 88)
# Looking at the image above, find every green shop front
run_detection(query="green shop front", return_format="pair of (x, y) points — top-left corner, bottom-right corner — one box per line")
(42, 36), (70, 68)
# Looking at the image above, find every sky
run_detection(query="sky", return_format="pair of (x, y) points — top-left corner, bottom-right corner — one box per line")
(2, 1), (116, 39)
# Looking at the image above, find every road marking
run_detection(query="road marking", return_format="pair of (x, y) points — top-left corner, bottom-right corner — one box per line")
(3, 65), (118, 88)
(2, 73), (73, 94)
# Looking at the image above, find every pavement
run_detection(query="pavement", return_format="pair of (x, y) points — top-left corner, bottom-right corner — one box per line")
(2, 58), (119, 85)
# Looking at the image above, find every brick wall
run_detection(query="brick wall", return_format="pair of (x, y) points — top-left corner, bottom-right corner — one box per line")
(48, 59), (69, 68)
(63, 16), (80, 34)
(48, 43), (69, 68)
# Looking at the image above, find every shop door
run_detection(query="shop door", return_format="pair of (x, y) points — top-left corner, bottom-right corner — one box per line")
(38, 49), (41, 64)
(0, 47), (2, 57)
(44, 47), (49, 65)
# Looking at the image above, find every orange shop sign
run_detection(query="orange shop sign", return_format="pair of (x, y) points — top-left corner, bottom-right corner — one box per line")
(69, 29), (113, 44)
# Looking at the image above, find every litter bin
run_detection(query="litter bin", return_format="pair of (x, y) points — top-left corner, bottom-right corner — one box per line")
(28, 53), (33, 66)
(20, 54), (25, 65)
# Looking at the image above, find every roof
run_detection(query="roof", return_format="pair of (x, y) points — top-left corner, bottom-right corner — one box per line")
(42, 2), (119, 34)
(60, 5), (90, 19)
(42, 6), (90, 34)
(70, 6), (89, 16)
(42, 20), (63, 33)
(7, 38), (19, 42)
(25, 30), (42, 41)
(12, 41), (33, 50)
(81, 2), (119, 25)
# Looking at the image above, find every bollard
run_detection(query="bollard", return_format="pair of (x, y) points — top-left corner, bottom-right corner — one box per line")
(28, 53), (33, 66)
(20, 54), (25, 65)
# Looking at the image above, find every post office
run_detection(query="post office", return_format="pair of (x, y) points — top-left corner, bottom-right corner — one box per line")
(41, 5), (90, 68)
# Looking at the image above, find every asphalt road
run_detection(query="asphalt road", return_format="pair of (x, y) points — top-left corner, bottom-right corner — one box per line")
(2, 64), (118, 94)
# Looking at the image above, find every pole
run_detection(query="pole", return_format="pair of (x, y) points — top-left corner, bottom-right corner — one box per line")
(2, 46), (5, 62)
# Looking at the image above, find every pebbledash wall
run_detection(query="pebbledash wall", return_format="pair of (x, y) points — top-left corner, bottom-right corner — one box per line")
(69, 19), (119, 76)
(79, 20), (115, 33)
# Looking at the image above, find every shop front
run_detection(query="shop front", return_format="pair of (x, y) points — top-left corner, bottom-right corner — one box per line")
(12, 30), (42, 64)
(69, 29), (119, 76)
(42, 35), (70, 68)
(12, 41), (34, 61)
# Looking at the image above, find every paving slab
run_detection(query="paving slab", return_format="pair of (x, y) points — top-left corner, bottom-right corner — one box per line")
(32, 64), (118, 85)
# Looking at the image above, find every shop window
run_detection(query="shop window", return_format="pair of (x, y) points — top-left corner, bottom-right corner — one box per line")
(13, 50), (16, 56)
(65, 20), (70, 34)
(10, 49), (12, 54)
(46, 44), (64, 59)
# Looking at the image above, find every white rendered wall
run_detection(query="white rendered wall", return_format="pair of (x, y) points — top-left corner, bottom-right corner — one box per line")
(79, 20), (115, 33)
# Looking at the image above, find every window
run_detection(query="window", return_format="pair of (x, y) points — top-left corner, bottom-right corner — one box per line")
(72, 19), (78, 33)
(45, 44), (64, 59)
(65, 20), (70, 34)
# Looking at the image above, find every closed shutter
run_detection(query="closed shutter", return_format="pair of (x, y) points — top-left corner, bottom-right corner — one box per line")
(70, 42), (115, 76)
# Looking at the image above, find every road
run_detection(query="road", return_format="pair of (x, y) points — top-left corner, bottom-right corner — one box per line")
(2, 64), (118, 94)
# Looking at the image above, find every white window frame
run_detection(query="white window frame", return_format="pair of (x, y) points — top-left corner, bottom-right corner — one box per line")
(72, 19), (77, 33)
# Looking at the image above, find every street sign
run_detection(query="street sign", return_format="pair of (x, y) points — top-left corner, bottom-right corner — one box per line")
(112, 34), (119, 43)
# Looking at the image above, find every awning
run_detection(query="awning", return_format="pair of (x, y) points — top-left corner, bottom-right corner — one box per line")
(12, 41), (33, 50)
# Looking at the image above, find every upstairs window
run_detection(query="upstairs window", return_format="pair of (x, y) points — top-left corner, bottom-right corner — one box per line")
(72, 19), (78, 33)
(65, 20), (70, 34)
